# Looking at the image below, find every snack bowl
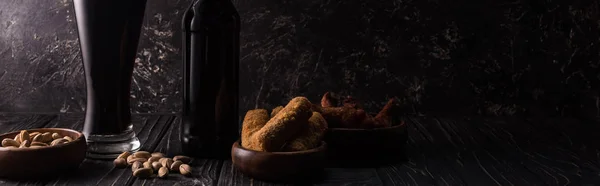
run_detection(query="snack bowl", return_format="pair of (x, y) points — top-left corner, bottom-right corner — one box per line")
(0, 128), (87, 180)
(231, 140), (327, 182)
(324, 120), (407, 167)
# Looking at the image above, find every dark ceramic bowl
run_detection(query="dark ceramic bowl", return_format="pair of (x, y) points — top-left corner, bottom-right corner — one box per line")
(231, 140), (327, 182)
(324, 120), (407, 167)
(0, 128), (87, 180)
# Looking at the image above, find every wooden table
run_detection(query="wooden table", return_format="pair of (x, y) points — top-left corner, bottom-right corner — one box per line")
(0, 113), (599, 185)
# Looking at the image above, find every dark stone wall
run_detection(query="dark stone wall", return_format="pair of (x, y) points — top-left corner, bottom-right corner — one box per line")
(0, 0), (599, 120)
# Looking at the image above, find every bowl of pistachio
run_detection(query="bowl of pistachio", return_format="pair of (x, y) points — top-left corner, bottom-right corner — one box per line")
(0, 128), (87, 180)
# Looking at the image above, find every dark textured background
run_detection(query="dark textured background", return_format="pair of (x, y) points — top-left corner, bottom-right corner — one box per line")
(0, 0), (599, 120)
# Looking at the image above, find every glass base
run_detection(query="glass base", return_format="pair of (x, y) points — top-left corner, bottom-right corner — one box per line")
(84, 128), (141, 159)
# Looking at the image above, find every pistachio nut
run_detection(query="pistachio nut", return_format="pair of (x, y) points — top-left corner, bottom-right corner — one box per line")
(133, 167), (153, 178)
(51, 133), (61, 140)
(114, 158), (127, 168)
(50, 138), (68, 146)
(170, 160), (183, 172)
(173, 155), (192, 164)
(1, 138), (19, 147)
(151, 152), (165, 158)
(133, 151), (151, 159)
(158, 167), (169, 178)
(131, 161), (143, 172)
(160, 158), (173, 168)
(117, 151), (132, 160)
(179, 164), (192, 176)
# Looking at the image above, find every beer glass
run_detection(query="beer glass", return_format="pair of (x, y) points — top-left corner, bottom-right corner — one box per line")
(73, 0), (148, 159)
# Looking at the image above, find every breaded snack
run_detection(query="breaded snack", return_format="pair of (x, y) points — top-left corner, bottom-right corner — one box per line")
(311, 103), (323, 113)
(271, 106), (284, 118)
(342, 96), (362, 109)
(241, 109), (270, 150)
(320, 107), (367, 128)
(253, 97), (313, 151)
(373, 98), (397, 128)
(283, 112), (328, 151)
(321, 92), (338, 107)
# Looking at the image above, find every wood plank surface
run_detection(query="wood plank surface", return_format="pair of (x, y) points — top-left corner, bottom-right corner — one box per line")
(44, 114), (174, 186)
(1, 113), (598, 185)
(436, 117), (544, 185)
(132, 116), (223, 186)
(471, 117), (600, 185)
(377, 116), (465, 186)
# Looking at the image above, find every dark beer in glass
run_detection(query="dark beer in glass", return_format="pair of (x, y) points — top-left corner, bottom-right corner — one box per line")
(73, 0), (148, 159)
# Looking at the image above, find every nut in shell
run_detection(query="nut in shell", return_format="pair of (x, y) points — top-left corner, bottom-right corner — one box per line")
(132, 161), (143, 172)
(13, 135), (19, 143)
(51, 133), (61, 140)
(127, 158), (148, 165)
(17, 130), (30, 143)
(50, 138), (68, 146)
(173, 155), (192, 164)
(28, 132), (40, 139)
(179, 164), (192, 176)
(2, 138), (20, 147)
(151, 152), (165, 158)
(63, 136), (73, 142)
(114, 158), (127, 168)
(32, 134), (44, 142)
(151, 161), (162, 171)
(148, 156), (161, 163)
(158, 167), (169, 178)
(19, 140), (30, 148)
(41, 132), (53, 143)
(133, 167), (153, 178)
(133, 151), (151, 159)
(170, 160), (183, 172)
(117, 151), (132, 160)
(161, 158), (173, 168)
(143, 161), (152, 169)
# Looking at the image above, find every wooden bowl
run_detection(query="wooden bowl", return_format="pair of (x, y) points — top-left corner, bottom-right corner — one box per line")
(324, 120), (407, 167)
(0, 128), (87, 180)
(231, 140), (327, 182)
